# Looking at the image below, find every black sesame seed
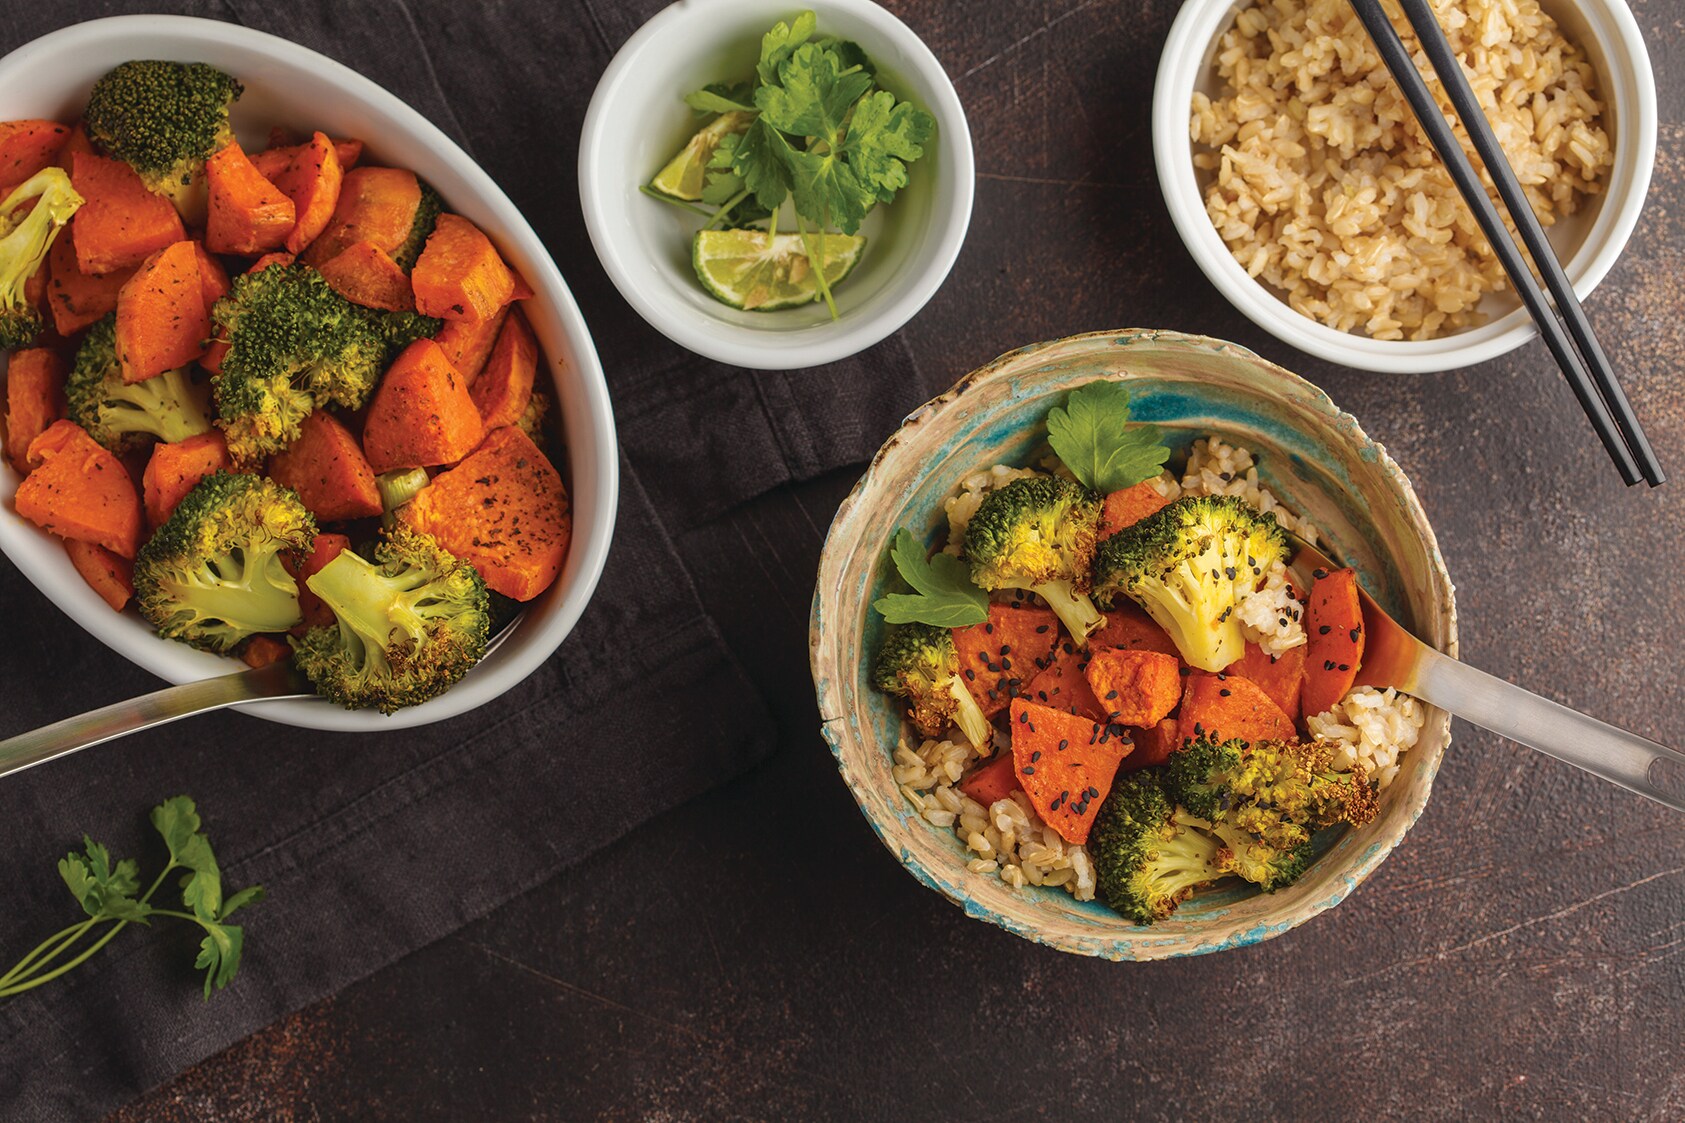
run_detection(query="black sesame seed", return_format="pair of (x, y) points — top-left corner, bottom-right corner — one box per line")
(1105, 690), (1119, 700)
(964, 669), (976, 681)
(984, 623), (994, 634)
(1219, 688), (1231, 697)
(1318, 625), (1332, 635)
(1023, 765), (1036, 775)
(1216, 672), (1226, 681)
(1001, 658), (1012, 671)
(1087, 786), (1099, 798)
(1031, 751), (1042, 762)
(1350, 628), (1361, 642)
(1338, 663), (1350, 672)
(1035, 625), (1049, 634)
(1225, 566), (1237, 580)
(1058, 739), (1069, 751)
(1313, 568), (1328, 579)
(1000, 644), (1012, 655)
(1324, 660), (1336, 671)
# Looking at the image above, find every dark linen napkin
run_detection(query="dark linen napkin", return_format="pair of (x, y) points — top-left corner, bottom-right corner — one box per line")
(0, 0), (930, 1116)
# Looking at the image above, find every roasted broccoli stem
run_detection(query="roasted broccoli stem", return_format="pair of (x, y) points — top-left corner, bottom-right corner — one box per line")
(1091, 494), (1291, 671)
(134, 472), (316, 653)
(64, 312), (212, 454)
(290, 525), (491, 714)
(0, 168), (83, 349)
(1089, 771), (1224, 925)
(83, 60), (241, 209)
(391, 181), (442, 273)
(872, 622), (991, 749)
(964, 476), (1105, 642)
(210, 264), (440, 462)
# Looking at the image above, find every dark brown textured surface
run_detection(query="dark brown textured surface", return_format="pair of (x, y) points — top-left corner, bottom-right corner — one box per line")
(114, 0), (1685, 1119)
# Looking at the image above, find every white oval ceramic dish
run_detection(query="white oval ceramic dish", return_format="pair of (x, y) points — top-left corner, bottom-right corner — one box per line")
(0, 15), (619, 732)
(579, 0), (974, 370)
(811, 330), (1458, 958)
(1153, 0), (1657, 374)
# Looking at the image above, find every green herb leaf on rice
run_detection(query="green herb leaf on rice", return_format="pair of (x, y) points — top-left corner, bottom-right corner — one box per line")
(873, 527), (989, 628)
(1046, 381), (1171, 494)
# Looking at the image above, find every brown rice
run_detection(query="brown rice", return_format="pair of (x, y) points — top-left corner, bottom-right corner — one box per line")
(1190, 0), (1612, 339)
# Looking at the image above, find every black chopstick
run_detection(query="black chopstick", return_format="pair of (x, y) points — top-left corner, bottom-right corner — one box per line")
(1393, 0), (1664, 487)
(1346, 0), (1661, 487)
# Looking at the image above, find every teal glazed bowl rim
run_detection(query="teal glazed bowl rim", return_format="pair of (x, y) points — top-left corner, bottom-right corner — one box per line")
(809, 329), (1459, 959)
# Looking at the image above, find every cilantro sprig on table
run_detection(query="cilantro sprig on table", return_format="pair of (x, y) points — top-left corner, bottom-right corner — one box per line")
(1047, 380), (1171, 493)
(668, 11), (935, 317)
(1, 796), (263, 1001)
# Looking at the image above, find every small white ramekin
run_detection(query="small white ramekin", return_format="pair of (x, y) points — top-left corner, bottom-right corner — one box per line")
(1153, 0), (1657, 374)
(579, 0), (974, 371)
(0, 16), (620, 733)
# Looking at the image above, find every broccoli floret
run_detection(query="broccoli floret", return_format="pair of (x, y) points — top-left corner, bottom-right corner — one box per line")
(872, 622), (991, 749)
(64, 312), (212, 454)
(0, 168), (83, 349)
(964, 476), (1105, 643)
(134, 472), (317, 653)
(290, 525), (490, 714)
(1206, 814), (1313, 891)
(1090, 772), (1224, 924)
(1164, 734), (1377, 840)
(391, 181), (442, 272)
(83, 60), (241, 209)
(1091, 494), (1291, 672)
(210, 264), (441, 462)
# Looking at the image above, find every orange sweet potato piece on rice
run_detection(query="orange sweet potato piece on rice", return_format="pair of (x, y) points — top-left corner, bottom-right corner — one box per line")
(361, 339), (484, 473)
(1225, 641), (1306, 722)
(412, 213), (515, 321)
(275, 132), (344, 255)
(64, 537), (134, 611)
(251, 137), (363, 182)
(432, 306), (507, 383)
(283, 531), (351, 632)
(1084, 648), (1182, 728)
(317, 240), (414, 312)
(299, 166), (422, 265)
(1122, 718), (1182, 772)
(115, 241), (208, 383)
(1022, 644), (1105, 721)
(469, 307), (535, 430)
(398, 426), (570, 601)
(15, 419), (143, 557)
(1099, 481), (1171, 538)
(950, 603), (1061, 719)
(205, 141), (296, 255)
(268, 410), (382, 521)
(1301, 568), (1366, 718)
(1179, 671), (1295, 744)
(1010, 699), (1133, 845)
(958, 753), (1020, 807)
(241, 634), (292, 669)
(142, 430), (231, 528)
(46, 228), (130, 334)
(1089, 600), (1180, 658)
(4, 347), (67, 473)
(0, 120), (70, 192)
(70, 151), (186, 274)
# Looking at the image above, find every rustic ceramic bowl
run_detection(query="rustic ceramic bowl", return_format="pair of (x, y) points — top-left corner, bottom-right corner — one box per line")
(810, 329), (1458, 958)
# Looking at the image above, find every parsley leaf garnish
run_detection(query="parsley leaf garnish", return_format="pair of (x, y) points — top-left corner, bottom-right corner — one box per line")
(1, 796), (263, 1001)
(1046, 381), (1171, 494)
(873, 527), (989, 628)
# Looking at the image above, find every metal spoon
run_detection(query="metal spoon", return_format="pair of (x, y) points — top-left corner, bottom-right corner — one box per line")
(0, 621), (518, 781)
(1290, 538), (1685, 814)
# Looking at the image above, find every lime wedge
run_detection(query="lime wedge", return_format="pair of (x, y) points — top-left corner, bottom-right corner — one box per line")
(649, 111), (754, 201)
(692, 230), (866, 311)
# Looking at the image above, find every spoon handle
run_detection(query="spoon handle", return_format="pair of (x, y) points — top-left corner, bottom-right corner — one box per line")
(0, 663), (309, 781)
(1415, 649), (1685, 814)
